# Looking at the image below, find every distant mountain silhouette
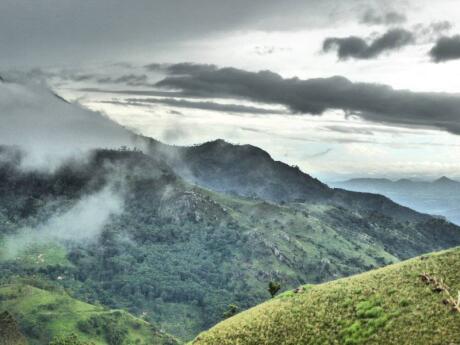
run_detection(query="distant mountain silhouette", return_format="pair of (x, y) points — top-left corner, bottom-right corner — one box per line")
(333, 177), (460, 225)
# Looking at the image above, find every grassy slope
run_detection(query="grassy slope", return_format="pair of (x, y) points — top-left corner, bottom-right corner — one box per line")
(192, 247), (460, 345)
(0, 283), (179, 345)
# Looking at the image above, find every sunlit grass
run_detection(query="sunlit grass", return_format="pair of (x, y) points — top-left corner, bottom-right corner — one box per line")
(0, 283), (179, 345)
(192, 247), (460, 345)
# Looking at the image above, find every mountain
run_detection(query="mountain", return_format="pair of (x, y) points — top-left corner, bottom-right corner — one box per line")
(150, 139), (333, 203)
(433, 176), (458, 186)
(191, 246), (460, 345)
(0, 281), (179, 345)
(150, 139), (435, 223)
(1, 144), (460, 342)
(332, 177), (460, 225)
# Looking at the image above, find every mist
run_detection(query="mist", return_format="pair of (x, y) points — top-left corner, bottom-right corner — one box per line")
(1, 183), (124, 258)
(0, 77), (140, 256)
(0, 78), (141, 171)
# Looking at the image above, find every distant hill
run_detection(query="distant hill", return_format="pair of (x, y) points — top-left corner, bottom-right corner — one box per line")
(332, 177), (460, 225)
(0, 282), (179, 345)
(1, 145), (460, 341)
(192, 246), (460, 345)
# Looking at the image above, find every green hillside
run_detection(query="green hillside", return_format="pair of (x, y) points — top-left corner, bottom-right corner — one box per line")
(1, 147), (460, 340)
(192, 247), (460, 345)
(0, 282), (179, 345)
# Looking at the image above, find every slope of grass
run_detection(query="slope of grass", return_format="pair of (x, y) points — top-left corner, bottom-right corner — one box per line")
(0, 282), (179, 345)
(192, 247), (460, 345)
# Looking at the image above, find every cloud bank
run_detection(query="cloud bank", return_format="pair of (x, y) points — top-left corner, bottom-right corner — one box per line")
(430, 35), (460, 62)
(145, 62), (218, 76)
(121, 97), (286, 114)
(0, 0), (379, 66)
(156, 65), (460, 134)
(323, 28), (415, 59)
(360, 9), (407, 25)
(0, 78), (139, 170)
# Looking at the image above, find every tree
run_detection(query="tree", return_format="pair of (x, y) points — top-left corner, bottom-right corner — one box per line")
(268, 281), (281, 298)
(223, 304), (239, 319)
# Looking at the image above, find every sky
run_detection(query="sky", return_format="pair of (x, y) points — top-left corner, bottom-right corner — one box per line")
(2, 0), (460, 181)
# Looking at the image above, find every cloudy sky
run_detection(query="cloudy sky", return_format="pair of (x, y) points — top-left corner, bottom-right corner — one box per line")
(2, 0), (460, 181)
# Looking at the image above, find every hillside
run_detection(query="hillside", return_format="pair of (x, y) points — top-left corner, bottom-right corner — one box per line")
(0, 281), (179, 345)
(192, 246), (460, 345)
(332, 177), (460, 225)
(1, 145), (460, 340)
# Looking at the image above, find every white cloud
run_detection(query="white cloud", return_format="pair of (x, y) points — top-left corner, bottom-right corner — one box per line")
(0, 79), (141, 171)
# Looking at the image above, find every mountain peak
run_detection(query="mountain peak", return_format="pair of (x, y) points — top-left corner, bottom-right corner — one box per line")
(167, 139), (331, 203)
(192, 139), (273, 162)
(433, 176), (456, 184)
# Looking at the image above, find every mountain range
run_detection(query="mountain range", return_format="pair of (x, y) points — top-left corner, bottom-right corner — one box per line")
(1, 140), (460, 343)
(332, 177), (460, 225)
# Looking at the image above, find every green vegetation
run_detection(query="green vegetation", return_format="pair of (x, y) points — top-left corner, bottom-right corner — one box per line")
(222, 304), (239, 319)
(267, 282), (281, 298)
(1, 147), (460, 341)
(192, 247), (460, 345)
(0, 282), (179, 345)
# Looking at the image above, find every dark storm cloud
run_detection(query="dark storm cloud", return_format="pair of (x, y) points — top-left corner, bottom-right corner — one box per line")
(145, 63), (218, 75)
(361, 9), (407, 25)
(323, 28), (415, 59)
(114, 97), (285, 115)
(429, 35), (460, 62)
(97, 74), (149, 86)
(78, 88), (200, 99)
(156, 66), (460, 134)
(0, 0), (378, 66)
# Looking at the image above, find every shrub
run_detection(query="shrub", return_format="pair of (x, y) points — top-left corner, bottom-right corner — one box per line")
(222, 304), (239, 319)
(268, 282), (281, 298)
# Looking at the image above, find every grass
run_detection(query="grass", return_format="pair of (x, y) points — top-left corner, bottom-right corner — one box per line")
(191, 247), (460, 345)
(6, 243), (72, 268)
(0, 283), (179, 345)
